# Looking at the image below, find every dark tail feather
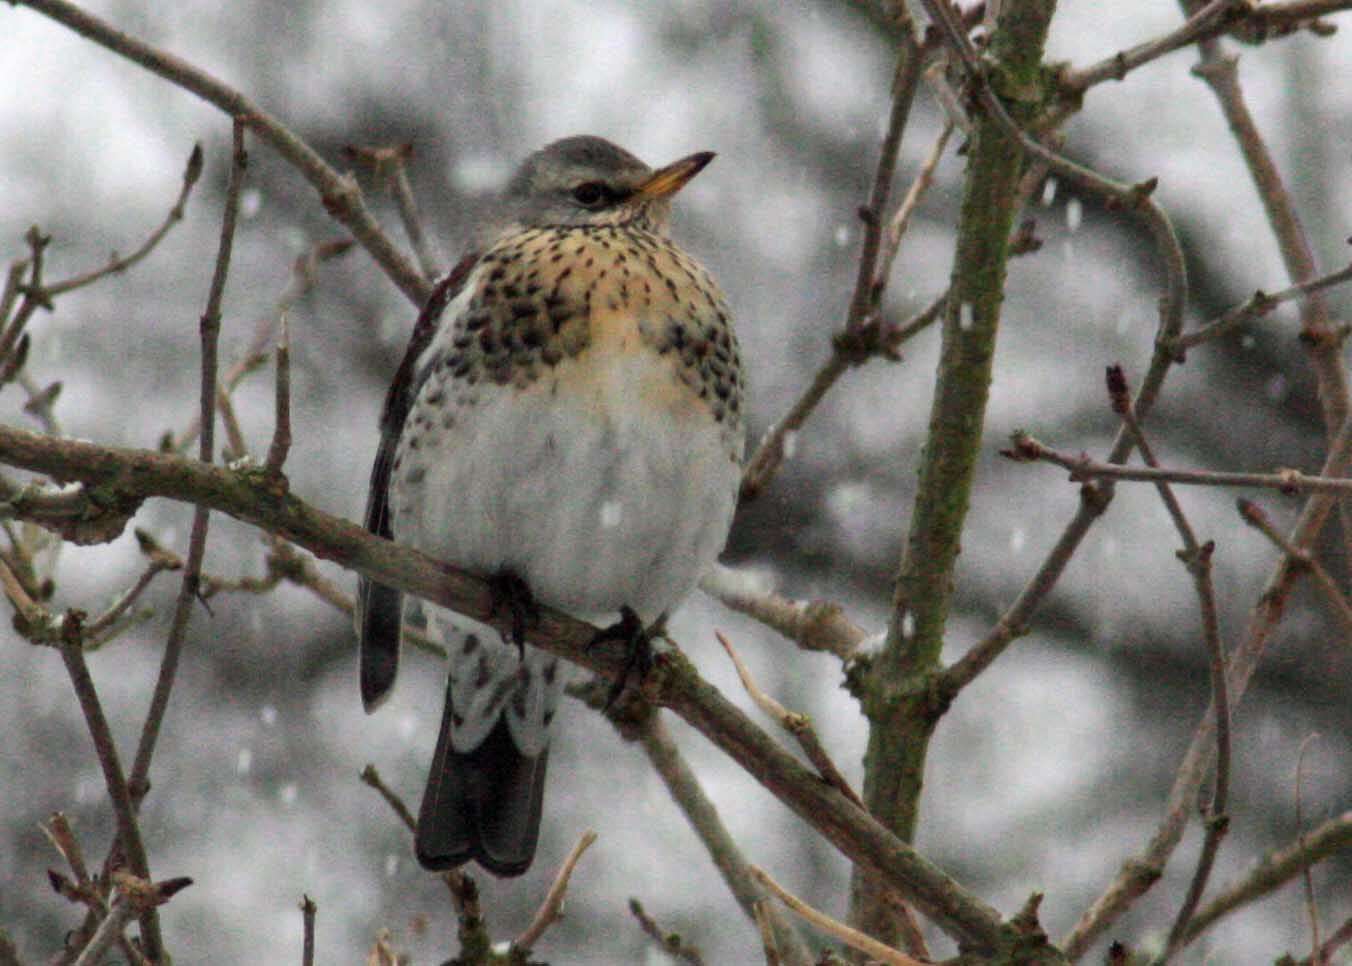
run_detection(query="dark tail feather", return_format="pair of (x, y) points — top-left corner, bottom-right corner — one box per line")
(357, 578), (403, 711)
(415, 679), (549, 877)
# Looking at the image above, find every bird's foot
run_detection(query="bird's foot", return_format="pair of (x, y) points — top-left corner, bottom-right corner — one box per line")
(487, 570), (539, 657)
(588, 606), (665, 710)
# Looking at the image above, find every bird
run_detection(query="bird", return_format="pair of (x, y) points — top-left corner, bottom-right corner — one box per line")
(356, 135), (745, 876)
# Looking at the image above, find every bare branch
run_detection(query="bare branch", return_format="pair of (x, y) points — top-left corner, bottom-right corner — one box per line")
(628, 709), (814, 966)
(1005, 430), (1352, 496)
(1064, 414), (1352, 956)
(846, 28), (924, 336)
(750, 866), (927, 966)
(1178, 810), (1352, 949)
(171, 238), (352, 455)
(874, 121), (954, 292)
(56, 615), (159, 956)
(128, 121), (248, 828)
(42, 144), (205, 300)
(738, 292), (945, 501)
(344, 143), (441, 280)
(513, 831), (597, 953)
(12, 0), (429, 305)
(1238, 499), (1352, 641)
(1059, 0), (1244, 94)
(717, 631), (864, 810)
(1102, 366), (1231, 959)
(358, 764), (416, 833)
(299, 895), (316, 966)
(628, 899), (705, 966)
(264, 312), (292, 475)
(1172, 261), (1352, 354)
(700, 564), (868, 659)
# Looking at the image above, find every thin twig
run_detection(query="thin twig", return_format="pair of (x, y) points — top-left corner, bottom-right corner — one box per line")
(42, 812), (92, 888)
(700, 564), (868, 659)
(71, 890), (134, 966)
(1238, 499), (1352, 640)
(1005, 430), (1352, 496)
(1103, 367), (1230, 960)
(84, 555), (179, 648)
(43, 145), (205, 299)
(172, 239), (352, 455)
(1177, 810), (1352, 949)
(874, 121), (954, 308)
(628, 899), (705, 966)
(1172, 261), (1352, 354)
(57, 617), (158, 955)
(344, 143), (442, 280)
(752, 901), (781, 966)
(513, 831), (597, 952)
(749, 866), (927, 966)
(717, 631), (864, 810)
(0, 229), (50, 372)
(358, 764), (416, 832)
(1059, 0), (1244, 94)
(213, 385), (247, 462)
(846, 30), (924, 336)
(1295, 736), (1323, 965)
(128, 121), (247, 816)
(264, 311), (292, 474)
(300, 894), (316, 966)
(1065, 415), (1352, 956)
(633, 712), (814, 966)
(738, 292), (945, 501)
(14, 0), (429, 305)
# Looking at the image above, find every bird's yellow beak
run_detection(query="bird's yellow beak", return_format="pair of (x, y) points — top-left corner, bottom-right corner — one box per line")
(633, 151), (716, 201)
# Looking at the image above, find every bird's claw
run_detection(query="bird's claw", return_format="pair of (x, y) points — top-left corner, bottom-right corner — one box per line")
(487, 570), (539, 657)
(588, 605), (663, 711)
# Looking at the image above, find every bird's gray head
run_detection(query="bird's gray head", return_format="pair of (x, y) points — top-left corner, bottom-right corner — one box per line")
(501, 135), (714, 232)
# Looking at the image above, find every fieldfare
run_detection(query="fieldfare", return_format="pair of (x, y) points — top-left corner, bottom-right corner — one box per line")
(357, 135), (745, 876)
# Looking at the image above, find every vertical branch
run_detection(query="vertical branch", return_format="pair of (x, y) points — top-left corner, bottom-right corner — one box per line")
(264, 312), (292, 475)
(1106, 368), (1231, 959)
(1189, 33), (1352, 566)
(851, 0), (1058, 947)
(845, 26), (925, 335)
(128, 121), (247, 796)
(57, 616), (159, 960)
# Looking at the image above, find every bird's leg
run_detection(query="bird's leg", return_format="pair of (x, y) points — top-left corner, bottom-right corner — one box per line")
(588, 606), (666, 710)
(487, 570), (539, 658)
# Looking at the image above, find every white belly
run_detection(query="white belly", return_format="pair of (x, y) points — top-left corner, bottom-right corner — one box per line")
(390, 350), (741, 625)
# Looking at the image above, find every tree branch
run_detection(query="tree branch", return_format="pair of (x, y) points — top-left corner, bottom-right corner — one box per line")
(0, 422), (1017, 952)
(12, 0), (429, 305)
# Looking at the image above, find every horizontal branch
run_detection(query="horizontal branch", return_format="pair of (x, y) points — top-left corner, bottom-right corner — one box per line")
(0, 423), (1012, 952)
(1005, 431), (1352, 496)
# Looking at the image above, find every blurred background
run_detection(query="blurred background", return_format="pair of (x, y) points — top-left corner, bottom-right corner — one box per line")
(2, 1), (1350, 962)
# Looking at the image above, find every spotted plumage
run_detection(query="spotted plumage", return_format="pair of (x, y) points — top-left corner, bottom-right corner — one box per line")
(356, 136), (745, 877)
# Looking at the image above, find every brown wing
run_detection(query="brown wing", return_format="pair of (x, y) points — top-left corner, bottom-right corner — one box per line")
(357, 252), (481, 711)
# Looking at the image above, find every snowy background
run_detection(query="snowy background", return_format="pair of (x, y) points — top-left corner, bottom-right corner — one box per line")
(2, 1), (1350, 962)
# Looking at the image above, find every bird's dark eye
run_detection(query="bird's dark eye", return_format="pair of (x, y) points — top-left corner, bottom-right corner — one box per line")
(571, 181), (609, 207)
